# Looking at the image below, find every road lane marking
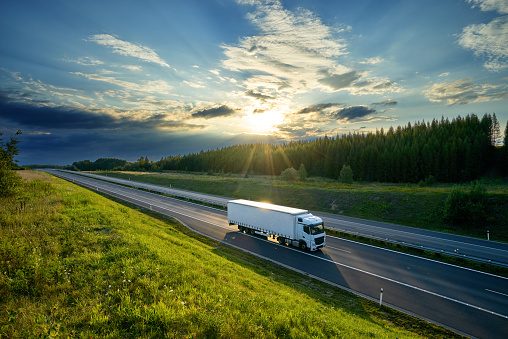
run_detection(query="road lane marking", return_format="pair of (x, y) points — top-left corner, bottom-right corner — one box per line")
(485, 289), (508, 298)
(51, 172), (508, 320)
(326, 245), (351, 253)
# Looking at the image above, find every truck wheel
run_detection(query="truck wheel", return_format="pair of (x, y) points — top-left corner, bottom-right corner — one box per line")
(277, 237), (285, 245)
(299, 242), (307, 251)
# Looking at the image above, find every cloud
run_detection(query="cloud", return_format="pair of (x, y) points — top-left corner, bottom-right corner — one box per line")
(223, 1), (401, 101)
(371, 99), (397, 106)
(64, 56), (104, 66)
(297, 103), (342, 114)
(459, 5), (508, 71)
(334, 106), (376, 121)
(468, 0), (508, 14)
(359, 57), (383, 65)
(0, 98), (117, 129)
(120, 64), (143, 72)
(0, 68), (95, 109)
(424, 79), (508, 104)
(72, 72), (172, 94)
(191, 105), (237, 119)
(183, 80), (205, 89)
(348, 76), (403, 95)
(439, 72), (450, 77)
(0, 97), (204, 132)
(318, 71), (361, 90)
(245, 90), (274, 100)
(88, 34), (170, 68)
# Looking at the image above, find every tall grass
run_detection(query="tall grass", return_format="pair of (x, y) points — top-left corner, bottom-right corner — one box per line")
(0, 172), (456, 337)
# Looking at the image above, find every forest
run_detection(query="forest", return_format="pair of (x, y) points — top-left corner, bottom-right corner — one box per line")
(70, 114), (508, 183)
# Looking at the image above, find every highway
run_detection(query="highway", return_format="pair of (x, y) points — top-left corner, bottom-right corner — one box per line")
(61, 170), (508, 267)
(46, 169), (508, 338)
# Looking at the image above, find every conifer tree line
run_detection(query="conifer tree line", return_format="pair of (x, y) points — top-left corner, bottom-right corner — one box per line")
(72, 114), (507, 183)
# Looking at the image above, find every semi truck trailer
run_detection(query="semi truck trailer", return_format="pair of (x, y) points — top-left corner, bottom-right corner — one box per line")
(227, 199), (325, 251)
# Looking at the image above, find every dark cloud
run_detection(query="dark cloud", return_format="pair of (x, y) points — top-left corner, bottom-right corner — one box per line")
(372, 100), (397, 106)
(157, 120), (205, 130)
(334, 106), (376, 120)
(0, 97), (204, 131)
(245, 90), (274, 100)
(191, 105), (237, 119)
(318, 71), (360, 90)
(297, 103), (342, 114)
(0, 98), (116, 129)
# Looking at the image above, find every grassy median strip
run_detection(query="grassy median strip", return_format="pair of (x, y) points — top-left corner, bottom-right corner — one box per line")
(0, 171), (458, 338)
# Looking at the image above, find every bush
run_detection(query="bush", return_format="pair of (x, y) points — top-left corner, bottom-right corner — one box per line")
(0, 169), (22, 197)
(339, 165), (353, 184)
(418, 175), (436, 187)
(280, 167), (299, 181)
(443, 182), (489, 228)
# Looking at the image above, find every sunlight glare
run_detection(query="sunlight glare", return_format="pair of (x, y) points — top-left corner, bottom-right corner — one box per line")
(245, 109), (284, 134)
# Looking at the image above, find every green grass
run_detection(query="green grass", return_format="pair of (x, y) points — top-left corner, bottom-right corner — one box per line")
(0, 171), (458, 338)
(101, 171), (508, 242)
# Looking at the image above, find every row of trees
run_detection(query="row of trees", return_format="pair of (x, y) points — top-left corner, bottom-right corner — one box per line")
(72, 114), (508, 183)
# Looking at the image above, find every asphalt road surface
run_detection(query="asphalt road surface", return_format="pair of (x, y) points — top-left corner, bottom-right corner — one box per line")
(46, 169), (508, 338)
(62, 170), (508, 267)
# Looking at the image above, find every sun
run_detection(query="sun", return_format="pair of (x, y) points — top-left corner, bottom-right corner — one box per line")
(245, 109), (284, 134)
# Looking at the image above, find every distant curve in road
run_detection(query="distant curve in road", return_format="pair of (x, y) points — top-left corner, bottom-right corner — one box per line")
(46, 169), (508, 338)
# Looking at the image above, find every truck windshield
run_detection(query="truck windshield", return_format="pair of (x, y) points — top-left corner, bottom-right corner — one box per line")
(310, 224), (324, 235)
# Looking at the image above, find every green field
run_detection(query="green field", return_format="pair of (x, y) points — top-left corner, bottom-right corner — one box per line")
(101, 171), (508, 242)
(0, 171), (456, 337)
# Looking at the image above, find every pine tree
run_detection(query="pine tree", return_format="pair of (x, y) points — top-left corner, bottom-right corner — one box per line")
(504, 120), (508, 148)
(0, 130), (22, 197)
(339, 165), (353, 183)
(504, 121), (508, 176)
(492, 113), (501, 146)
(298, 163), (307, 181)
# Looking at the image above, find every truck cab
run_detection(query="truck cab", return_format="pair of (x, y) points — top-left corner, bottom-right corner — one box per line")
(297, 214), (326, 251)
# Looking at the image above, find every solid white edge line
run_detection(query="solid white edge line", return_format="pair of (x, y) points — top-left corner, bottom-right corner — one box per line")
(485, 289), (508, 298)
(52, 171), (508, 321)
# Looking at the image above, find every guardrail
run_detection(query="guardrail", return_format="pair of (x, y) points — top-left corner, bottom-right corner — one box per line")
(57, 170), (229, 207)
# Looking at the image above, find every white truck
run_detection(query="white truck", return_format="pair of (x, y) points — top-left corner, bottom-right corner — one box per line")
(227, 199), (325, 251)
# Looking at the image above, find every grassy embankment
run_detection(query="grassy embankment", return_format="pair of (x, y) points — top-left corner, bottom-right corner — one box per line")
(102, 171), (508, 242)
(0, 171), (457, 337)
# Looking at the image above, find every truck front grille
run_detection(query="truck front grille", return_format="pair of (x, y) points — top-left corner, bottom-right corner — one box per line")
(315, 236), (324, 245)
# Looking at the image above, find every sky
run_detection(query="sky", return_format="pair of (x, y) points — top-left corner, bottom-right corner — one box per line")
(1, 0), (507, 165)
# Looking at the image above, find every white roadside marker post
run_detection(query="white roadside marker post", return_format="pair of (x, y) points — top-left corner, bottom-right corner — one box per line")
(487, 229), (490, 241)
(379, 288), (383, 306)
